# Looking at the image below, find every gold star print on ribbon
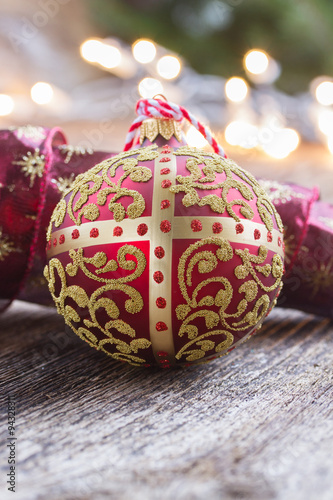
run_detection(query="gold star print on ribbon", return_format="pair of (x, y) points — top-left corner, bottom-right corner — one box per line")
(309, 258), (333, 298)
(258, 179), (307, 204)
(13, 148), (46, 187)
(0, 227), (16, 261)
(9, 125), (46, 142)
(58, 144), (94, 164)
(52, 174), (76, 195)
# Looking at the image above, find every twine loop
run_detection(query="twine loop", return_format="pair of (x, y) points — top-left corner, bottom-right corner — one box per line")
(123, 97), (226, 157)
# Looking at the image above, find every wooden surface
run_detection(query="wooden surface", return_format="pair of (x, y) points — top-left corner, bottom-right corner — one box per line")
(1, 300), (332, 500)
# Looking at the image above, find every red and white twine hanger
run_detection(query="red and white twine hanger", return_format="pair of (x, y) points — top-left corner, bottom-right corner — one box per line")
(123, 97), (227, 157)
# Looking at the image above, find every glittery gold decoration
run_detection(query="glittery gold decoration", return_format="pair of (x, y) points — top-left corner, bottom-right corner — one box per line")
(58, 144), (94, 164)
(139, 119), (182, 145)
(234, 246), (283, 292)
(176, 330), (234, 362)
(61, 145), (158, 227)
(258, 179), (307, 204)
(13, 148), (45, 187)
(175, 237), (235, 362)
(172, 147), (283, 232)
(300, 254), (333, 298)
(53, 174), (76, 195)
(9, 125), (46, 142)
(44, 244), (150, 366)
(175, 238), (283, 362)
(47, 199), (67, 241)
(0, 227), (16, 261)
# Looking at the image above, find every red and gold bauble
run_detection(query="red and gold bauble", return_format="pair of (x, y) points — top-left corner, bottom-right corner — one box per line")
(44, 116), (284, 368)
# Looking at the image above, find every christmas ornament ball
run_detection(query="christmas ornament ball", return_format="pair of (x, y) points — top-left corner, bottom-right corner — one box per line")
(44, 118), (284, 368)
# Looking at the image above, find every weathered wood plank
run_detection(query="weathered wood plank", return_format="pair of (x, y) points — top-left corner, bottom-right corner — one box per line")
(1, 301), (332, 500)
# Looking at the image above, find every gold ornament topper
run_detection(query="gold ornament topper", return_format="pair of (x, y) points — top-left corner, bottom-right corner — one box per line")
(139, 119), (182, 145)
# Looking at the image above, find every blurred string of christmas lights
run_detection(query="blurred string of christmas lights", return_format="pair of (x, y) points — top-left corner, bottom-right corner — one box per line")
(1, 36), (333, 159)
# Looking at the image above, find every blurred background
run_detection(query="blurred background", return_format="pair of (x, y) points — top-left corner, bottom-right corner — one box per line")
(0, 0), (332, 199)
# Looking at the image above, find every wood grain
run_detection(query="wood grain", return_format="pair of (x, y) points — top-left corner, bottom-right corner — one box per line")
(1, 301), (332, 500)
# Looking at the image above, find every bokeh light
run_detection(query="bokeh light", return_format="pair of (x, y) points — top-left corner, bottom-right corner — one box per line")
(80, 39), (121, 68)
(261, 128), (299, 159)
(157, 55), (181, 80)
(132, 39), (156, 64)
(225, 120), (259, 149)
(244, 50), (269, 75)
(225, 77), (248, 103)
(97, 44), (122, 69)
(0, 94), (14, 116)
(315, 81), (333, 106)
(138, 78), (164, 98)
(80, 39), (103, 63)
(186, 126), (209, 148)
(317, 109), (333, 135)
(31, 82), (54, 105)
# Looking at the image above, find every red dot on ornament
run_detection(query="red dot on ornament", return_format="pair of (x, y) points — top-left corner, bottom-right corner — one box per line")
(160, 199), (170, 209)
(153, 271), (164, 283)
(53, 238), (57, 247)
(159, 157), (171, 163)
(72, 229), (80, 239)
(160, 220), (171, 233)
(161, 364), (171, 369)
(59, 234), (65, 245)
(161, 179), (172, 188)
(154, 246), (165, 259)
(137, 223), (148, 236)
(254, 229), (261, 240)
(90, 228), (99, 238)
(160, 167), (171, 175)
(278, 237), (282, 247)
(156, 321), (168, 332)
(191, 219), (202, 232)
(157, 350), (168, 357)
(160, 358), (169, 364)
(156, 297), (167, 308)
(212, 222), (223, 234)
(267, 231), (273, 243)
(236, 223), (244, 234)
(47, 240), (52, 250)
(113, 226), (123, 237)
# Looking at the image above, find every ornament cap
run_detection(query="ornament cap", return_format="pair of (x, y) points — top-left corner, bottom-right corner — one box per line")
(139, 118), (184, 147)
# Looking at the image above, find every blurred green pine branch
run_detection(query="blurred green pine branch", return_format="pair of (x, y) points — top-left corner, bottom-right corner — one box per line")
(86, 0), (333, 93)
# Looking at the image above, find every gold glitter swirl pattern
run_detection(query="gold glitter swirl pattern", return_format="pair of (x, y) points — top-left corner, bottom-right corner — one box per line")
(175, 237), (283, 362)
(172, 147), (283, 232)
(65, 146), (158, 227)
(47, 199), (67, 241)
(44, 244), (151, 366)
